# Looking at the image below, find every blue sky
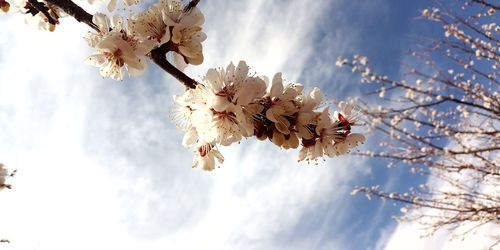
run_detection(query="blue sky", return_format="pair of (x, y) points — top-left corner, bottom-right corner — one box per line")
(0, 0), (474, 249)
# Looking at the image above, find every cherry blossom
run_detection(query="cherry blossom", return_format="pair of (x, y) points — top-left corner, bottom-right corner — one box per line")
(192, 143), (224, 171)
(85, 13), (156, 80)
(173, 60), (365, 170)
(162, 0), (206, 66)
(14, 0), (64, 31)
(128, 4), (170, 45)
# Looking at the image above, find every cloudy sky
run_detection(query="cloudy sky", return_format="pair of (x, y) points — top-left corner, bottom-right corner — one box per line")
(0, 0), (487, 249)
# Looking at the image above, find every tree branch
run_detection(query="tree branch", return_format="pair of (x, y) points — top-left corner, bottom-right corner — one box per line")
(45, 0), (98, 31)
(27, 0), (57, 25)
(44, 0), (200, 89)
(150, 42), (199, 89)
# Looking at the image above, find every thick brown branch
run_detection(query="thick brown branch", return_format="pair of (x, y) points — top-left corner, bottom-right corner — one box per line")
(27, 0), (57, 25)
(150, 42), (199, 89)
(45, 0), (98, 31)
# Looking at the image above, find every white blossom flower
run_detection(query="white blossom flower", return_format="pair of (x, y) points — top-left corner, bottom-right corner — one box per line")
(206, 61), (266, 112)
(128, 4), (170, 45)
(298, 104), (365, 161)
(162, 0), (206, 66)
(171, 85), (208, 131)
(296, 87), (323, 139)
(298, 139), (325, 162)
(17, 0), (63, 31)
(272, 130), (300, 149)
(265, 73), (303, 135)
(171, 62), (365, 168)
(85, 13), (117, 47)
(192, 143), (224, 171)
(298, 108), (337, 162)
(85, 13), (156, 80)
(335, 101), (362, 127)
(199, 61), (266, 142)
(86, 34), (147, 80)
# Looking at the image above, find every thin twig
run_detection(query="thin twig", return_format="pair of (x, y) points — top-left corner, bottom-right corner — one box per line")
(183, 0), (200, 12)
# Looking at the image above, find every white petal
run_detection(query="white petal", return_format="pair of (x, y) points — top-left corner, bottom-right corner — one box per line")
(171, 25), (182, 44)
(334, 142), (348, 155)
(271, 132), (285, 146)
(178, 44), (197, 58)
(288, 133), (299, 149)
(234, 61), (249, 83)
(135, 40), (156, 56)
(270, 73), (284, 97)
(310, 87), (323, 105)
(201, 155), (215, 171)
(213, 150), (224, 164)
(206, 68), (223, 92)
(93, 13), (110, 33)
(276, 116), (290, 134)
(127, 58), (147, 76)
(186, 54), (203, 65)
(346, 133), (365, 145)
(107, 0), (117, 12)
(211, 95), (229, 112)
(172, 52), (188, 71)
(182, 128), (198, 147)
(223, 62), (234, 83)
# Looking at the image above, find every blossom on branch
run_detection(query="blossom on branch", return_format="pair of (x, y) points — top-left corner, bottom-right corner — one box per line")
(162, 0), (206, 68)
(173, 61), (365, 170)
(12, 0), (64, 31)
(128, 3), (170, 45)
(85, 13), (156, 80)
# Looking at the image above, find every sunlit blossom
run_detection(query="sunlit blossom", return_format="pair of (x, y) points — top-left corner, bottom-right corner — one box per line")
(173, 60), (365, 170)
(85, 13), (156, 80)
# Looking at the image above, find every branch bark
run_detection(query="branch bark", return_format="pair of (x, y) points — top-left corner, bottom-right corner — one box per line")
(45, 0), (98, 31)
(150, 42), (199, 89)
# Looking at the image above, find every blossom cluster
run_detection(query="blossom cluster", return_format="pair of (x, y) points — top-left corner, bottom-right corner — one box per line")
(85, 0), (206, 80)
(1, 0), (64, 31)
(173, 61), (365, 171)
(86, 0), (206, 80)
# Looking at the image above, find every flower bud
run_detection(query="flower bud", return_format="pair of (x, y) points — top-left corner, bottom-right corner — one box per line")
(0, 0), (10, 13)
(47, 23), (56, 32)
